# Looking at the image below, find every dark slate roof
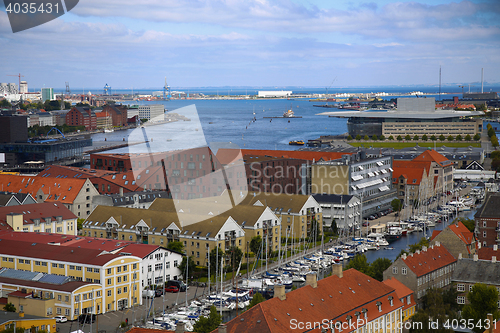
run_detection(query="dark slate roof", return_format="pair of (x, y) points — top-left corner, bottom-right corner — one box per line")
(312, 194), (355, 204)
(451, 258), (500, 285)
(0, 193), (19, 206)
(474, 192), (500, 219)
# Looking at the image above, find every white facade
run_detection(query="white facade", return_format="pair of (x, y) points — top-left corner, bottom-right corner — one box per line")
(317, 195), (361, 229)
(257, 91), (292, 98)
(138, 104), (164, 121)
(141, 247), (183, 288)
(38, 113), (55, 127)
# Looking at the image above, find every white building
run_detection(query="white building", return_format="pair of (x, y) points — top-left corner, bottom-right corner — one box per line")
(313, 194), (361, 230)
(138, 104), (164, 121)
(257, 91), (292, 98)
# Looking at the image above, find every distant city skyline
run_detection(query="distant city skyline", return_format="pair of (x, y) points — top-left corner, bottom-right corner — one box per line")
(1, 0), (499, 89)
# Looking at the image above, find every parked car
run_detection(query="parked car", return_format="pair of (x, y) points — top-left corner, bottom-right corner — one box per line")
(166, 280), (187, 292)
(362, 221), (369, 227)
(165, 286), (180, 293)
(78, 314), (96, 324)
(142, 289), (154, 298)
(54, 316), (67, 323)
(155, 289), (163, 297)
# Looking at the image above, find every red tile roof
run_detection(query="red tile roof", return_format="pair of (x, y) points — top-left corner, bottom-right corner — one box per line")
(0, 202), (76, 226)
(222, 269), (403, 333)
(448, 221), (474, 246)
(477, 246), (500, 260)
(392, 166), (426, 186)
(402, 243), (456, 277)
(382, 277), (414, 312)
(0, 174), (87, 205)
(38, 165), (116, 179)
(431, 230), (441, 240)
(411, 149), (452, 167)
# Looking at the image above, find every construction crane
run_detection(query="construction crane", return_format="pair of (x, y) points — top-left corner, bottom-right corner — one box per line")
(458, 85), (465, 94)
(7, 73), (24, 87)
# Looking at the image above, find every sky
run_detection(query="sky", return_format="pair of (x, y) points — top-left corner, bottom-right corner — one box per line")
(1, 0), (500, 90)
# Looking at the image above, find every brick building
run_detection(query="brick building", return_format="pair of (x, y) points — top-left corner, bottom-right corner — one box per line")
(392, 160), (433, 207)
(475, 192), (500, 248)
(101, 104), (128, 127)
(383, 242), (457, 303)
(65, 106), (97, 130)
(430, 221), (476, 259)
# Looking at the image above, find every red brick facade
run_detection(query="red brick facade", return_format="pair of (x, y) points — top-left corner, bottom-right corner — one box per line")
(65, 106), (97, 130)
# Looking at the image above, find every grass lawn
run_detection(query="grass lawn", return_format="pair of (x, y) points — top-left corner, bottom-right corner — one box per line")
(348, 141), (481, 148)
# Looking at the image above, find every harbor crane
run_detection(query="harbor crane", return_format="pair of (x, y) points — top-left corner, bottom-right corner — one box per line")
(163, 77), (171, 100)
(7, 73), (24, 87)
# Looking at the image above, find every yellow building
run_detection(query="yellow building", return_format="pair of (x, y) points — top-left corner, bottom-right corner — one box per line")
(0, 239), (142, 316)
(0, 312), (56, 333)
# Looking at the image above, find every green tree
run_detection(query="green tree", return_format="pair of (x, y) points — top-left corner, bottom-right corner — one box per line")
(465, 134), (472, 141)
(409, 237), (430, 253)
(422, 134), (428, 141)
(250, 236), (262, 255)
(347, 135), (353, 141)
(397, 135), (403, 141)
(355, 134), (362, 140)
(226, 246), (243, 271)
(370, 257), (392, 281)
(391, 198), (402, 213)
(411, 288), (455, 333)
(379, 135), (385, 141)
(488, 127), (495, 138)
(166, 241), (184, 253)
(405, 134), (411, 141)
(363, 135), (370, 140)
(192, 305), (222, 333)
(344, 254), (371, 275)
(413, 135), (419, 141)
(439, 134), (446, 141)
(456, 134), (462, 141)
(477, 103), (487, 111)
(491, 136), (499, 147)
(248, 292), (266, 309)
(331, 220), (338, 236)
(0, 99), (12, 108)
(491, 151), (500, 159)
(473, 133), (481, 141)
(430, 135), (437, 141)
(453, 217), (475, 232)
(3, 303), (15, 312)
(178, 256), (196, 280)
(447, 135), (454, 141)
(371, 135), (378, 140)
(76, 218), (85, 230)
(388, 135), (394, 140)
(461, 283), (500, 333)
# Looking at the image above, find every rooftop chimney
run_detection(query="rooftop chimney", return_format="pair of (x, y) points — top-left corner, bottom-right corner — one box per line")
(492, 256), (496, 263)
(218, 324), (227, 333)
(458, 253), (462, 260)
(416, 250), (420, 254)
(487, 314), (493, 333)
(306, 273), (318, 288)
(478, 242), (482, 249)
(473, 254), (478, 261)
(332, 264), (343, 279)
(435, 241), (440, 247)
(402, 253), (407, 260)
(274, 284), (286, 301)
(494, 245), (498, 251)
(175, 321), (185, 333)
(119, 187), (124, 197)
(422, 246), (427, 252)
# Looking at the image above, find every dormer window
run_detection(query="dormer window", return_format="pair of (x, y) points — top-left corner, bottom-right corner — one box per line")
(376, 301), (382, 312)
(388, 296), (393, 306)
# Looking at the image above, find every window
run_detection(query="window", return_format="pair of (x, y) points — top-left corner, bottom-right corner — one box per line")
(407, 295), (411, 304)
(469, 284), (474, 292)
(457, 284), (465, 292)
(107, 278), (111, 285)
(392, 266), (398, 274)
(107, 268), (112, 274)
(402, 267), (407, 275)
(59, 264), (64, 268)
(117, 276), (122, 283)
(457, 296), (465, 304)
(87, 267), (93, 272)
(107, 290), (112, 296)
(69, 265), (75, 270)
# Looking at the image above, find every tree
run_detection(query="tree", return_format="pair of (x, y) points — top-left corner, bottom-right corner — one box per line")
(397, 135), (403, 141)
(388, 135), (394, 140)
(491, 136), (499, 147)
(166, 241), (184, 253)
(347, 135), (353, 141)
(226, 246), (243, 270)
(178, 256), (196, 280)
(371, 135), (378, 141)
(0, 99), (12, 108)
(488, 127), (495, 138)
(250, 236), (262, 255)
(3, 303), (15, 312)
(439, 134), (446, 141)
(461, 283), (500, 333)
(370, 257), (392, 281)
(192, 305), (222, 333)
(76, 218), (85, 230)
(465, 134), (472, 141)
(453, 217), (475, 232)
(473, 133), (481, 141)
(477, 103), (487, 111)
(413, 135), (419, 141)
(456, 134), (462, 141)
(409, 237), (430, 253)
(391, 198), (402, 213)
(430, 135), (437, 141)
(422, 134), (428, 141)
(447, 135), (454, 142)
(379, 135), (385, 141)
(331, 220), (338, 236)
(363, 135), (370, 141)
(355, 134), (362, 140)
(248, 292), (265, 309)
(344, 254), (371, 275)
(405, 134), (411, 141)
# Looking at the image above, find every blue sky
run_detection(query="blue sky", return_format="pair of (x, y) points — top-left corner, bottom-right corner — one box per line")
(1, 0), (499, 90)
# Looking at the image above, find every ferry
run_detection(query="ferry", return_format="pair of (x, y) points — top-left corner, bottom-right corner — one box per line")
(283, 108), (294, 117)
(289, 140), (305, 145)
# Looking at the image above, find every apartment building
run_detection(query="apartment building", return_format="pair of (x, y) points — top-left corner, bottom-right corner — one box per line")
(392, 161), (432, 207)
(474, 192), (500, 248)
(312, 194), (361, 230)
(0, 202), (77, 234)
(383, 277), (416, 322)
(0, 239), (142, 315)
(411, 149), (454, 196)
(0, 174), (100, 219)
(451, 256), (500, 308)
(138, 105), (164, 121)
(383, 242), (457, 302)
(222, 267), (404, 333)
(101, 104), (128, 127)
(430, 221), (476, 259)
(65, 106), (97, 130)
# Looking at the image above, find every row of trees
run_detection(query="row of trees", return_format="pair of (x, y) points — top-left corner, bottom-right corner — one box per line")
(348, 134), (481, 142)
(487, 123), (499, 147)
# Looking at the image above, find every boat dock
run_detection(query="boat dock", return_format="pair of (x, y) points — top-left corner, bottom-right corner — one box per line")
(263, 116), (302, 119)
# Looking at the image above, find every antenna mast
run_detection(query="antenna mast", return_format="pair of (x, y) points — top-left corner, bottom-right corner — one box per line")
(438, 66), (441, 100)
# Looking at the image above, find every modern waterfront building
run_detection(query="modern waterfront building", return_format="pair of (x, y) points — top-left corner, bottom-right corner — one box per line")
(138, 104), (164, 121)
(312, 194), (361, 230)
(41, 88), (54, 102)
(319, 97), (484, 137)
(257, 91), (292, 98)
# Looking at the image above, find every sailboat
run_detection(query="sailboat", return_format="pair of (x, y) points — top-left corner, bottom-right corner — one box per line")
(104, 110), (114, 133)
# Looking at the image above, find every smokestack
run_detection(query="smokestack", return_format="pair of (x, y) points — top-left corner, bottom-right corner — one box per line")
(473, 254), (478, 261)
(218, 324), (227, 333)
(274, 284), (286, 301)
(306, 273), (318, 288)
(332, 264), (343, 279)
(175, 322), (185, 333)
